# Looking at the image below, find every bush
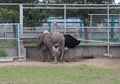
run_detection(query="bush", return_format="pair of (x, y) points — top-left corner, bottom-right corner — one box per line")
(0, 50), (7, 57)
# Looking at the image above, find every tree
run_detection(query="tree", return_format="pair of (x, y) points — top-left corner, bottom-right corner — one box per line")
(0, 0), (39, 37)
(0, 0), (48, 27)
(0, 8), (18, 23)
(24, 9), (47, 27)
(0, 0), (35, 3)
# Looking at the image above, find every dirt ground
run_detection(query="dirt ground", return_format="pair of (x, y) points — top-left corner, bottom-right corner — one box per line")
(0, 57), (120, 69)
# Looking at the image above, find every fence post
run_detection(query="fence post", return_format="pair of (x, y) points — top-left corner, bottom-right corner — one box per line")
(84, 26), (88, 43)
(17, 24), (21, 60)
(16, 24), (18, 38)
(110, 16), (114, 40)
(19, 4), (23, 35)
(80, 22), (83, 38)
(64, 4), (66, 34)
(48, 22), (51, 32)
(119, 13), (120, 42)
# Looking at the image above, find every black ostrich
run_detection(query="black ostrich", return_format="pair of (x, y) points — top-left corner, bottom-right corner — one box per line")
(61, 34), (81, 62)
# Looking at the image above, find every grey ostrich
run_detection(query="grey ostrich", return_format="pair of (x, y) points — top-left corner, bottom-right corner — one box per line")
(37, 30), (65, 63)
(37, 32), (49, 61)
(44, 32), (65, 63)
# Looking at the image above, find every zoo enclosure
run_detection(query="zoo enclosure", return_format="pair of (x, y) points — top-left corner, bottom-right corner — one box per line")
(19, 4), (120, 55)
(0, 3), (120, 58)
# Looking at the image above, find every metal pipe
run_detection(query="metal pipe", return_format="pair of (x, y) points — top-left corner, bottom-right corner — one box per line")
(17, 24), (21, 60)
(89, 14), (92, 40)
(19, 4), (23, 35)
(64, 4), (66, 34)
(107, 4), (110, 54)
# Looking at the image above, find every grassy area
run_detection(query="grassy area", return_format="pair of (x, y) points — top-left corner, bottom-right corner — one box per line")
(0, 65), (120, 84)
(0, 50), (7, 57)
(0, 42), (17, 48)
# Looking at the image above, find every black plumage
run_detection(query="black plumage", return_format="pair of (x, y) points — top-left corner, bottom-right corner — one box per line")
(64, 34), (80, 48)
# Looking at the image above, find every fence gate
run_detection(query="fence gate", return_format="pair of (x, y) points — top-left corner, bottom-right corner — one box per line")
(0, 23), (20, 61)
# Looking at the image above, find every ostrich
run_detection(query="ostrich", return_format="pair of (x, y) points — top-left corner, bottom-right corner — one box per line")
(37, 32), (49, 61)
(37, 30), (65, 63)
(49, 21), (80, 62)
(44, 32), (65, 63)
(60, 34), (81, 62)
(37, 30), (80, 62)
(64, 34), (80, 48)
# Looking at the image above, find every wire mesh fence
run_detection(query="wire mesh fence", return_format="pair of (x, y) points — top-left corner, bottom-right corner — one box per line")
(0, 3), (120, 58)
(0, 23), (20, 58)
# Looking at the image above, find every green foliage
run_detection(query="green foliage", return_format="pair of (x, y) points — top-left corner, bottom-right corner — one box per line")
(24, 9), (47, 27)
(0, 0), (35, 3)
(0, 8), (19, 23)
(0, 50), (7, 57)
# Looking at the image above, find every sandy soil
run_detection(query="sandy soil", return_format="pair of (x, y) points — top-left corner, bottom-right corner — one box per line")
(0, 58), (120, 69)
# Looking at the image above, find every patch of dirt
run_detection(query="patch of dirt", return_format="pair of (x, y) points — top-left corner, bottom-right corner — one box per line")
(0, 58), (120, 69)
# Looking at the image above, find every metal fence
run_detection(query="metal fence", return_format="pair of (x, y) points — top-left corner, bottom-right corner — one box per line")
(20, 4), (120, 40)
(0, 23), (20, 59)
(83, 14), (120, 43)
(19, 4), (120, 55)
(0, 3), (120, 57)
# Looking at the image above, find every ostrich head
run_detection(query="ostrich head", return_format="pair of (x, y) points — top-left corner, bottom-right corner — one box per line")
(43, 30), (49, 34)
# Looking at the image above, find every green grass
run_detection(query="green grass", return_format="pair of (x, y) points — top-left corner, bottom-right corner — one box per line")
(0, 50), (7, 57)
(0, 42), (17, 48)
(24, 43), (37, 47)
(0, 65), (120, 84)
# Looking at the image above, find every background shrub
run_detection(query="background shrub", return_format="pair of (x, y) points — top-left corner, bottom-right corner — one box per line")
(0, 50), (7, 57)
